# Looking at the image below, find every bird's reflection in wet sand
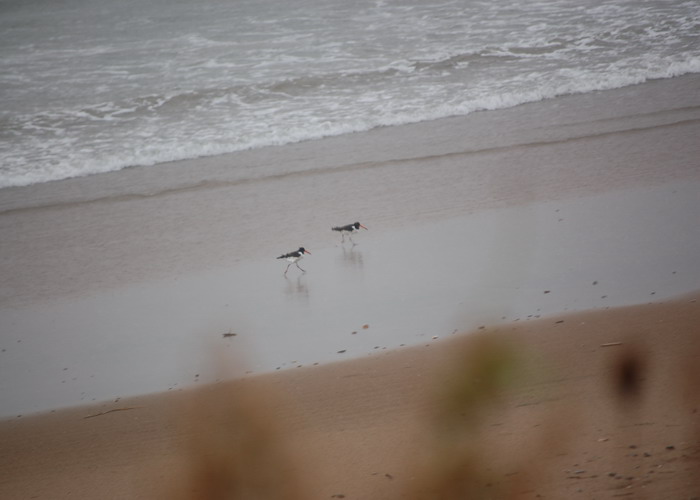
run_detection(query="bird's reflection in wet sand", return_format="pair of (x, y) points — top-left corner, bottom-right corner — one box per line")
(339, 246), (364, 270)
(284, 275), (309, 302)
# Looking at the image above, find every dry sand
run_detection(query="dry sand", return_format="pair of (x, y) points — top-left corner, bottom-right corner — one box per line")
(1, 293), (699, 499)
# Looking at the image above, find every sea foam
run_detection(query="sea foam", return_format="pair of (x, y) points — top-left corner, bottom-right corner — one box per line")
(1, 0), (698, 188)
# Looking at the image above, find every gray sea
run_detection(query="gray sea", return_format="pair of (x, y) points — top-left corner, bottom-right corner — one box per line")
(1, 0), (699, 188)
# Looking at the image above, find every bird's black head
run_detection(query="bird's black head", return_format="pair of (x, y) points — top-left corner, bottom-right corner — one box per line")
(354, 222), (368, 230)
(299, 247), (311, 254)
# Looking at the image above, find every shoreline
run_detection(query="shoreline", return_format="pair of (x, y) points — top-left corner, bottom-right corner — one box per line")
(1, 73), (699, 214)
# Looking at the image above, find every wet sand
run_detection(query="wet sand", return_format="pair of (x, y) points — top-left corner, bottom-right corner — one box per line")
(1, 74), (700, 497)
(1, 75), (699, 417)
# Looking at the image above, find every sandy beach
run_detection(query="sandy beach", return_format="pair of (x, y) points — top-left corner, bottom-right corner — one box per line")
(1, 295), (700, 499)
(1, 74), (700, 497)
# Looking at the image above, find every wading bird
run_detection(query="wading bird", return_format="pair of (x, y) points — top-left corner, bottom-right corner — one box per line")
(277, 247), (311, 275)
(332, 222), (368, 245)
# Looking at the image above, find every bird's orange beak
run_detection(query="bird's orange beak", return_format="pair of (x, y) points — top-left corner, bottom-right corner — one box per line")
(305, 249), (311, 254)
(360, 224), (368, 230)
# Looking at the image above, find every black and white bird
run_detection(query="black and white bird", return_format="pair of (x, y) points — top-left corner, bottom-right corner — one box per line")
(332, 222), (368, 245)
(277, 247), (311, 275)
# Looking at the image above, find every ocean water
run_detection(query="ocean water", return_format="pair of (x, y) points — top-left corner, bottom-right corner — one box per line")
(1, 0), (699, 188)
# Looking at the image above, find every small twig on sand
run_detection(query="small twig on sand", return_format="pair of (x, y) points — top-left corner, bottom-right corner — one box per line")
(83, 407), (142, 419)
(600, 342), (623, 347)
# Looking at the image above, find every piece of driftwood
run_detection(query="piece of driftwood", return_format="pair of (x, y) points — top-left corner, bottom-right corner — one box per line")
(83, 407), (141, 419)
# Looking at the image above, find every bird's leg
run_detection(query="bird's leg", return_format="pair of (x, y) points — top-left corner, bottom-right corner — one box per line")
(284, 263), (291, 275)
(296, 262), (306, 273)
